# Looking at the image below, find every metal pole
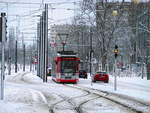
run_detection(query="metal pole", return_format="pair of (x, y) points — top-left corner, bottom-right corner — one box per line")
(15, 40), (17, 73)
(0, 13), (6, 100)
(90, 27), (92, 76)
(45, 4), (48, 82)
(39, 21), (41, 77)
(41, 11), (45, 81)
(135, 20), (138, 64)
(8, 57), (11, 75)
(90, 27), (93, 86)
(15, 15), (20, 73)
(23, 44), (25, 71)
(82, 30), (84, 62)
(37, 23), (40, 77)
(114, 59), (117, 91)
(78, 32), (79, 56)
(39, 16), (42, 78)
(42, 11), (45, 82)
(8, 31), (11, 75)
(30, 46), (32, 72)
(146, 46), (149, 80)
(7, 3), (11, 75)
(39, 18), (41, 78)
(62, 44), (65, 51)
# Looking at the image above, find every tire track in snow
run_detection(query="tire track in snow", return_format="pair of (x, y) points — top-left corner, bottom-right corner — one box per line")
(64, 84), (109, 113)
(66, 84), (150, 113)
(49, 89), (90, 113)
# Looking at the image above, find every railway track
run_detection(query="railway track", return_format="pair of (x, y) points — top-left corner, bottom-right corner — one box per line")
(10, 73), (150, 113)
(65, 84), (150, 113)
(48, 82), (144, 113)
(49, 89), (90, 113)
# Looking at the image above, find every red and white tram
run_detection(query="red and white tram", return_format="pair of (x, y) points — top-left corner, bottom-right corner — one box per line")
(52, 51), (80, 83)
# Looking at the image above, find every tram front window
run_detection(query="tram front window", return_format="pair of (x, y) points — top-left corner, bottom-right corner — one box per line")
(61, 60), (77, 73)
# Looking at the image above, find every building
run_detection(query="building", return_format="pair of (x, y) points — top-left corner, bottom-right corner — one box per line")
(50, 24), (74, 52)
(96, 1), (150, 64)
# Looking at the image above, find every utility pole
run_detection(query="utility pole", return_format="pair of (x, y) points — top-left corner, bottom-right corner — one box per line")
(15, 15), (20, 73)
(89, 27), (93, 86)
(39, 14), (43, 79)
(42, 4), (48, 82)
(90, 27), (92, 76)
(81, 30), (84, 69)
(37, 23), (40, 77)
(114, 45), (119, 91)
(7, 3), (10, 75)
(15, 25), (19, 73)
(21, 33), (25, 72)
(15, 40), (17, 73)
(44, 4), (48, 82)
(0, 12), (7, 100)
(37, 4), (48, 82)
(77, 32), (80, 57)
(23, 44), (25, 71)
(42, 11), (45, 82)
(30, 46), (32, 72)
(8, 30), (11, 75)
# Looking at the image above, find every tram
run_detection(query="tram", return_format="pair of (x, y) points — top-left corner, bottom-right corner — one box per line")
(52, 51), (80, 83)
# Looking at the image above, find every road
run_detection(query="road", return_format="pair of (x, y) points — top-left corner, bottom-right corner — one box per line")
(4, 71), (150, 113)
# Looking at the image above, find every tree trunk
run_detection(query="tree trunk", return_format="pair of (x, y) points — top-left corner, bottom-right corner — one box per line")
(102, 54), (107, 71)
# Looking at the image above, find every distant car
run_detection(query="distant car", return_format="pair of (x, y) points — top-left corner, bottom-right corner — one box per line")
(79, 70), (88, 79)
(92, 71), (109, 83)
(47, 68), (51, 76)
(121, 66), (126, 72)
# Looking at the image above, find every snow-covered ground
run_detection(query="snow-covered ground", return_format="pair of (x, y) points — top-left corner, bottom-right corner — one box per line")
(0, 68), (150, 113)
(79, 75), (150, 105)
(0, 70), (49, 113)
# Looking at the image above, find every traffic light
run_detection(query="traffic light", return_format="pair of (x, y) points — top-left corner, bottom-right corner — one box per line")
(0, 13), (7, 42)
(115, 52), (118, 58)
(0, 17), (2, 42)
(115, 45), (118, 49)
(114, 45), (119, 58)
(5, 18), (7, 41)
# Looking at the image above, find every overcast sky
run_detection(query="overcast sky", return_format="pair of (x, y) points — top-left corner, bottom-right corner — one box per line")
(1, 0), (149, 45)
(0, 0), (80, 45)
(1, 0), (80, 27)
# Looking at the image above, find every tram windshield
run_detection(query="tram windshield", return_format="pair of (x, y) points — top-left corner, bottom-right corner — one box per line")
(61, 60), (78, 73)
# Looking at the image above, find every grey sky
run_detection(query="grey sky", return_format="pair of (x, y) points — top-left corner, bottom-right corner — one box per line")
(0, 0), (80, 45)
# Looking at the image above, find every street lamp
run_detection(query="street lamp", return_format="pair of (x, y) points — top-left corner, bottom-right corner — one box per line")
(112, 10), (118, 16)
(132, 0), (140, 4)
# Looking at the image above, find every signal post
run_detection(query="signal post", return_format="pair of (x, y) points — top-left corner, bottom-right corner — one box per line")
(113, 45), (119, 91)
(0, 12), (7, 100)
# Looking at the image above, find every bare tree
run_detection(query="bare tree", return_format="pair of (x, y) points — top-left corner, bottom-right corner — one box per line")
(78, 0), (132, 71)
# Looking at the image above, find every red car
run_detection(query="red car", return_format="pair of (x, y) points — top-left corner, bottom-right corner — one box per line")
(92, 71), (109, 83)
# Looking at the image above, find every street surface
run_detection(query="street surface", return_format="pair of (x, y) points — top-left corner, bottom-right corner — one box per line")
(0, 71), (150, 113)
